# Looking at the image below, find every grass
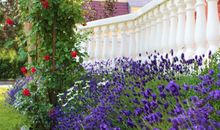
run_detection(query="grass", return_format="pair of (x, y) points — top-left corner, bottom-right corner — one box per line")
(0, 87), (28, 130)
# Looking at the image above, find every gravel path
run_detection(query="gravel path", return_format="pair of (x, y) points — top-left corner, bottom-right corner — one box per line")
(0, 81), (14, 88)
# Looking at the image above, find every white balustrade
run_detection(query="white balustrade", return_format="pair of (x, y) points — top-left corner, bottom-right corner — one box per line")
(79, 0), (220, 62)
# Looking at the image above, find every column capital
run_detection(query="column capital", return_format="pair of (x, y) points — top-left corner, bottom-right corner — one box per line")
(109, 24), (117, 32)
(118, 23), (126, 30)
(101, 26), (109, 33)
(184, 0), (196, 10)
(94, 27), (101, 34)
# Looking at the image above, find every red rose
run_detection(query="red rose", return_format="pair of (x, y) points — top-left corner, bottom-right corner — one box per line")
(44, 55), (50, 61)
(31, 67), (36, 73)
(21, 67), (27, 74)
(5, 18), (14, 26)
(71, 51), (78, 58)
(41, 0), (49, 9)
(22, 89), (31, 96)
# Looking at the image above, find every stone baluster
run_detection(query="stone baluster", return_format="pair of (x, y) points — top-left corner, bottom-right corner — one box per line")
(87, 34), (93, 61)
(110, 25), (117, 59)
(94, 27), (102, 60)
(154, 8), (162, 53)
(195, 0), (207, 56)
(128, 21), (136, 59)
(175, 0), (186, 56)
(168, 0), (178, 54)
(135, 20), (141, 58)
(149, 11), (156, 54)
(160, 2), (170, 55)
(140, 17), (146, 55)
(118, 23), (127, 57)
(144, 14), (151, 54)
(184, 0), (196, 58)
(101, 26), (109, 60)
(206, 0), (220, 53)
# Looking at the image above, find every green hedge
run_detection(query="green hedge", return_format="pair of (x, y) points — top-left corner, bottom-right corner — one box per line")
(0, 59), (24, 80)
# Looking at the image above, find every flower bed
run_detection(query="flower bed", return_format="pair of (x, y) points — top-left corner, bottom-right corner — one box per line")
(5, 50), (220, 130)
(48, 50), (220, 129)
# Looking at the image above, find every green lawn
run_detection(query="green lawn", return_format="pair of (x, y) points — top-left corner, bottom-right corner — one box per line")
(0, 88), (27, 130)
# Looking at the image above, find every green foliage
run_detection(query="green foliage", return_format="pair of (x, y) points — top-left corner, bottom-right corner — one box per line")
(12, 0), (88, 129)
(0, 0), (27, 79)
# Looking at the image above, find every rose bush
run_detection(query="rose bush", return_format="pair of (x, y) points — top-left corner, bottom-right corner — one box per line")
(5, 0), (88, 129)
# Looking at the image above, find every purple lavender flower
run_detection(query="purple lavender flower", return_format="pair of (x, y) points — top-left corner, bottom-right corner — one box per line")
(209, 69), (214, 75)
(209, 90), (220, 100)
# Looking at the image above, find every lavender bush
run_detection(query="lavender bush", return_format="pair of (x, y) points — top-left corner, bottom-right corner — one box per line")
(51, 50), (220, 130)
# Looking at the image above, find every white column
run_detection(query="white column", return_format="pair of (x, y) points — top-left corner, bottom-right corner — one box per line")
(140, 17), (146, 55)
(168, 0), (178, 54)
(144, 14), (151, 54)
(101, 26), (109, 60)
(195, 0), (207, 56)
(184, 0), (196, 59)
(160, 2), (170, 54)
(206, 0), (220, 54)
(110, 25), (117, 59)
(149, 11), (156, 54)
(135, 20), (141, 57)
(87, 34), (93, 61)
(175, 0), (186, 56)
(94, 27), (102, 60)
(128, 21), (136, 59)
(154, 8), (162, 52)
(118, 23), (127, 57)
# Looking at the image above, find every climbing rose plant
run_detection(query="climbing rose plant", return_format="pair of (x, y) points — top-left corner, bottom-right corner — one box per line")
(12, 0), (88, 129)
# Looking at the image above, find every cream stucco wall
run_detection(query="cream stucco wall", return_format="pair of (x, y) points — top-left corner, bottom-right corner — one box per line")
(130, 7), (141, 13)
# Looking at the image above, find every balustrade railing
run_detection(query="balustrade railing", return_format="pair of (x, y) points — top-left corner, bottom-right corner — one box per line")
(79, 0), (220, 62)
